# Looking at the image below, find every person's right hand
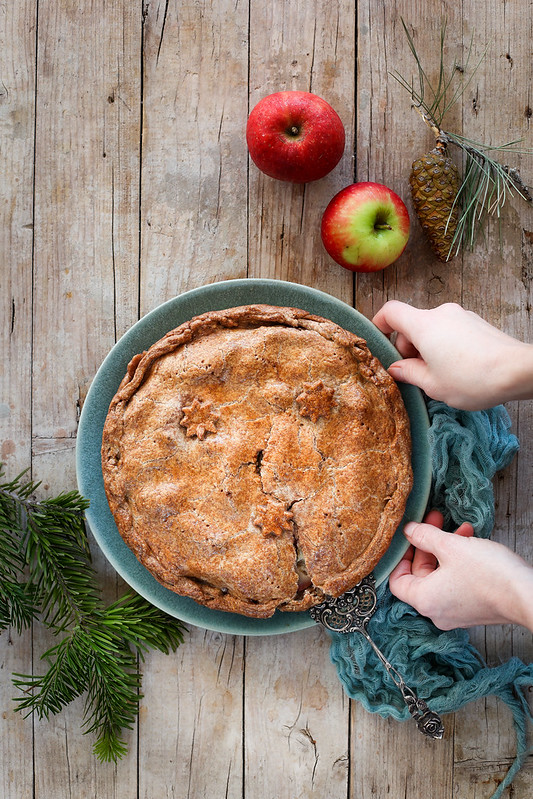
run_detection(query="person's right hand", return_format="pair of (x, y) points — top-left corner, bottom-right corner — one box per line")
(372, 301), (533, 410)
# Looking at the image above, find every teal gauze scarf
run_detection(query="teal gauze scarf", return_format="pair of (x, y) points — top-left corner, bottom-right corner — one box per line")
(329, 401), (531, 799)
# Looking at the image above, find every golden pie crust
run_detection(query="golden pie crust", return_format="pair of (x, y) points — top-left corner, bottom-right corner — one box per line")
(101, 304), (413, 618)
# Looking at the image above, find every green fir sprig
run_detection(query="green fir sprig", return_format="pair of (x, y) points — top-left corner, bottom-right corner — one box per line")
(0, 464), (186, 762)
(0, 469), (41, 632)
(392, 18), (533, 258)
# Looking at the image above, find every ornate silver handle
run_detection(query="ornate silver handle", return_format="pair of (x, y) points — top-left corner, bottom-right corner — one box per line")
(309, 576), (444, 740)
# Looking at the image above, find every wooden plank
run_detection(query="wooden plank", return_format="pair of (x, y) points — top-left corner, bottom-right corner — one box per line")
(354, 3), (531, 797)
(0, 2), (37, 797)
(355, 3), (466, 319)
(453, 756), (533, 799)
(0, 0), (35, 471)
(244, 627), (349, 798)
(32, 0), (141, 445)
(451, 4), (533, 796)
(139, 628), (245, 799)
(29, 1), (141, 795)
(350, 3), (475, 797)
(352, 3), (462, 795)
(244, 2), (355, 798)
(137, 3), (249, 796)
(247, 0), (354, 303)
(453, 696), (533, 799)
(354, 2), (532, 796)
(350, 708), (454, 798)
(140, 0), (250, 312)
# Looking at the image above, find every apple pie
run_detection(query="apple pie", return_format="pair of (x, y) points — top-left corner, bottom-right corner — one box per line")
(101, 304), (413, 618)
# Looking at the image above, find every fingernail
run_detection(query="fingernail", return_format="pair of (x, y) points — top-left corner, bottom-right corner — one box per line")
(404, 521), (416, 536)
(388, 363), (403, 378)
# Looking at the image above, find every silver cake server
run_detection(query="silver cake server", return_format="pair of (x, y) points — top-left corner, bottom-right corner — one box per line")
(309, 574), (444, 739)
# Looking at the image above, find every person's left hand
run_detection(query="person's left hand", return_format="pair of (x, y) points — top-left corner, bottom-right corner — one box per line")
(388, 510), (533, 630)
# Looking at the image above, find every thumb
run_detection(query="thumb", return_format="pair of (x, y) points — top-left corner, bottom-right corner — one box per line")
(388, 357), (429, 391)
(403, 521), (450, 558)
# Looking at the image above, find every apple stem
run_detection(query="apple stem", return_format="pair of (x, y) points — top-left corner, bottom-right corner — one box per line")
(375, 223), (393, 230)
(288, 125), (300, 137)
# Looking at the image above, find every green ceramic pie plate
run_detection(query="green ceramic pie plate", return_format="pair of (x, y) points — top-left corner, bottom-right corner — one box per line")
(76, 278), (431, 636)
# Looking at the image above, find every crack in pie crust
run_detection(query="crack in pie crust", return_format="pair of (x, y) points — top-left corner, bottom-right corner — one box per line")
(101, 304), (413, 618)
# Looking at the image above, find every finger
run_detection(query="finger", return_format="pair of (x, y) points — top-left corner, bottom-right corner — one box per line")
(403, 521), (450, 558)
(423, 509), (444, 529)
(410, 510), (444, 575)
(388, 357), (430, 390)
(394, 332), (420, 359)
(372, 300), (421, 337)
(402, 543), (415, 564)
(455, 522), (475, 538)
(390, 544), (415, 578)
(412, 545), (438, 577)
(388, 569), (421, 605)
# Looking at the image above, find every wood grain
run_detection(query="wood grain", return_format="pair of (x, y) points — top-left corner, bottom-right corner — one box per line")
(28, 1), (141, 796)
(244, 4), (354, 797)
(140, 0), (250, 309)
(355, 4), (466, 318)
(350, 707), (455, 799)
(245, 627), (349, 798)
(0, 0), (35, 472)
(0, 2), (37, 797)
(137, 3), (249, 793)
(0, 0), (531, 796)
(247, 0), (355, 303)
(139, 627), (244, 799)
(451, 4), (533, 793)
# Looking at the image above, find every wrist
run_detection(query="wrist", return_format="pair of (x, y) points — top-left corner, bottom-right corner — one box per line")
(497, 342), (533, 404)
(508, 564), (533, 631)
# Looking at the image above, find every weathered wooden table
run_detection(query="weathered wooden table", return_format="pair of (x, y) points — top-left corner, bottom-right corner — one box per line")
(2, 1), (532, 796)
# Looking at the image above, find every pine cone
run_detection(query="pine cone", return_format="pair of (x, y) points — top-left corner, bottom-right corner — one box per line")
(409, 141), (460, 261)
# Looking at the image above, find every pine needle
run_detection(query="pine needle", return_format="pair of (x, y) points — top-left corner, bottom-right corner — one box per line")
(0, 463), (187, 761)
(393, 18), (486, 130)
(392, 19), (533, 257)
(0, 468), (40, 632)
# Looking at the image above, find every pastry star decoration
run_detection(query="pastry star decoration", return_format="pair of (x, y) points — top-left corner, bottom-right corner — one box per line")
(179, 397), (220, 440)
(253, 499), (294, 537)
(296, 379), (336, 423)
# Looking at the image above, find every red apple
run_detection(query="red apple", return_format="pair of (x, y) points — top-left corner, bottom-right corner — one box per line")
(321, 182), (410, 272)
(246, 91), (345, 183)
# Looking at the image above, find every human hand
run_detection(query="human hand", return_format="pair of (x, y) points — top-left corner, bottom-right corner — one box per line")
(372, 301), (533, 410)
(388, 510), (533, 631)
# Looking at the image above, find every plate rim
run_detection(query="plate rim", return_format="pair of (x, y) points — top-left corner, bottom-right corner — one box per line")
(76, 278), (431, 636)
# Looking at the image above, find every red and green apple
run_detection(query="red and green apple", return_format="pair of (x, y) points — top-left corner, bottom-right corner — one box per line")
(321, 182), (410, 272)
(246, 91), (345, 183)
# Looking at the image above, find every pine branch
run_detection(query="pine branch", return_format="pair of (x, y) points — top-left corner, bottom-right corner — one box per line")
(392, 19), (533, 256)
(0, 580), (37, 635)
(0, 464), (187, 761)
(0, 467), (40, 632)
(393, 17), (486, 129)
(14, 620), (143, 762)
(102, 590), (187, 657)
(25, 493), (95, 631)
(14, 630), (92, 717)
(445, 132), (533, 254)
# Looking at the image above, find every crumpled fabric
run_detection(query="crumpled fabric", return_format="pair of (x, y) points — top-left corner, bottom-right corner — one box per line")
(428, 401), (521, 538)
(329, 402), (530, 799)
